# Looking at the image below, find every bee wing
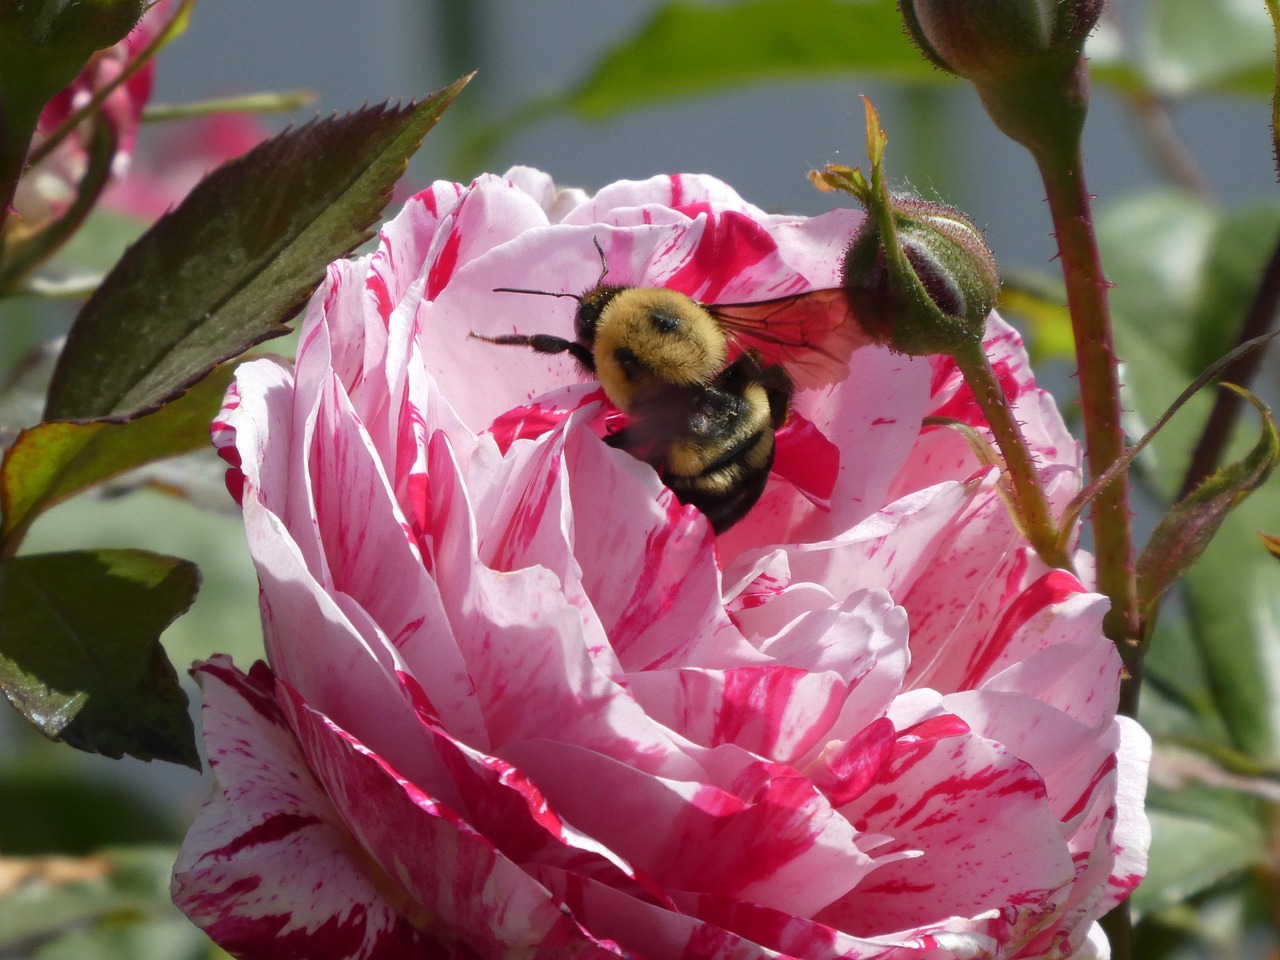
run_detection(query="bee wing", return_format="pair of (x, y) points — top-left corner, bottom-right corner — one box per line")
(707, 287), (877, 390)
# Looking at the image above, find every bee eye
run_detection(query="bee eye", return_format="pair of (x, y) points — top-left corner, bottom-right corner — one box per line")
(575, 305), (602, 344)
(647, 307), (681, 334)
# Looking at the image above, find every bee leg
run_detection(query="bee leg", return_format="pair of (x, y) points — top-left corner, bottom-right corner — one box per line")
(469, 331), (595, 372)
(604, 425), (667, 469)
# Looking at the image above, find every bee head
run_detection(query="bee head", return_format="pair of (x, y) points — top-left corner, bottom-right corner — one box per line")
(573, 283), (625, 347)
(593, 289), (729, 411)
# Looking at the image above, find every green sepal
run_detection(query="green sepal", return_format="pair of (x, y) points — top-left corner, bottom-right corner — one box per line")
(1137, 385), (1280, 632)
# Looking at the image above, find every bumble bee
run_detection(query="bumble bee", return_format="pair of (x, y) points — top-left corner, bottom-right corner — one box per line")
(472, 240), (867, 532)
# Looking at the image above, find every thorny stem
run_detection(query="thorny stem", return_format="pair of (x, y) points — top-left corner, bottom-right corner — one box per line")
(1266, 0), (1280, 182)
(951, 337), (1074, 571)
(968, 54), (1139, 671)
(1032, 141), (1140, 673)
(1178, 225), (1280, 500)
(857, 97), (1072, 573)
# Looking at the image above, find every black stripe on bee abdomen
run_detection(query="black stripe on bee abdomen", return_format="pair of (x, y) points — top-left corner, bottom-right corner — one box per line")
(665, 430), (776, 533)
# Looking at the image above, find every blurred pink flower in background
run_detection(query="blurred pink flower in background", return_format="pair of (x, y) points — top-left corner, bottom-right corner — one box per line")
(173, 168), (1149, 960)
(13, 0), (269, 232)
(103, 111), (270, 219)
(12, 2), (168, 230)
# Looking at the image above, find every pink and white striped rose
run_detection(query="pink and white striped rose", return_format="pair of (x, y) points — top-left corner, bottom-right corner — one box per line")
(172, 168), (1149, 960)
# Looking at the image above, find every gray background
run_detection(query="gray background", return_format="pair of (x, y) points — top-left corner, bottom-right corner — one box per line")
(148, 0), (1277, 276)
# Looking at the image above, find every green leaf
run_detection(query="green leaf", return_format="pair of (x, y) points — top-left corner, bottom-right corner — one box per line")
(1182, 488), (1280, 760)
(0, 549), (199, 767)
(1132, 785), (1267, 915)
(1138, 0), (1277, 98)
(1185, 209), (1280, 375)
(1099, 190), (1220, 364)
(1, 364), (235, 550)
(22, 488), (265, 672)
(1138, 387), (1279, 627)
(1100, 193), (1280, 496)
(1101, 192), (1280, 760)
(569, 0), (945, 119)
(45, 76), (471, 420)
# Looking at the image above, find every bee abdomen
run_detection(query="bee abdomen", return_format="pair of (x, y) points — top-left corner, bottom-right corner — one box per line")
(661, 370), (785, 533)
(666, 431), (776, 533)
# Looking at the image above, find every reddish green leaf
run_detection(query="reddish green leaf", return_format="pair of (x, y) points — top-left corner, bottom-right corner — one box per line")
(1138, 386), (1280, 627)
(1, 365), (235, 551)
(0, 549), (199, 768)
(1260, 530), (1280, 560)
(46, 76), (470, 420)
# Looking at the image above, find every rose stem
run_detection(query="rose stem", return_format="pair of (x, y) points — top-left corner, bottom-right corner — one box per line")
(951, 338), (1073, 572)
(1030, 139), (1140, 676)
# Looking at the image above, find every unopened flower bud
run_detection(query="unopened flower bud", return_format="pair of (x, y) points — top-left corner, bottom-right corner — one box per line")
(897, 0), (1103, 154)
(898, 0), (1103, 82)
(813, 100), (1000, 357)
(842, 193), (1000, 357)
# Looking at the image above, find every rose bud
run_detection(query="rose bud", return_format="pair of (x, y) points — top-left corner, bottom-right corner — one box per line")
(0, 0), (147, 99)
(896, 0), (1104, 153)
(897, 0), (1104, 84)
(842, 191), (1000, 357)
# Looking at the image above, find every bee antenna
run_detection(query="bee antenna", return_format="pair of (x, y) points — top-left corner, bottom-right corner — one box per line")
(492, 236), (610, 300)
(492, 286), (584, 302)
(591, 236), (610, 287)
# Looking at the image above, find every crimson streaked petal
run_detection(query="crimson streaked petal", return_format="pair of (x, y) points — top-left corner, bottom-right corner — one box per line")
(272, 678), (623, 956)
(823, 720), (1074, 943)
(172, 658), (451, 959)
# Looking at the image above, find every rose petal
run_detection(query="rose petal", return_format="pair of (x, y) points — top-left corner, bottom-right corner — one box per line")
(823, 717), (1074, 943)
(172, 658), (449, 959)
